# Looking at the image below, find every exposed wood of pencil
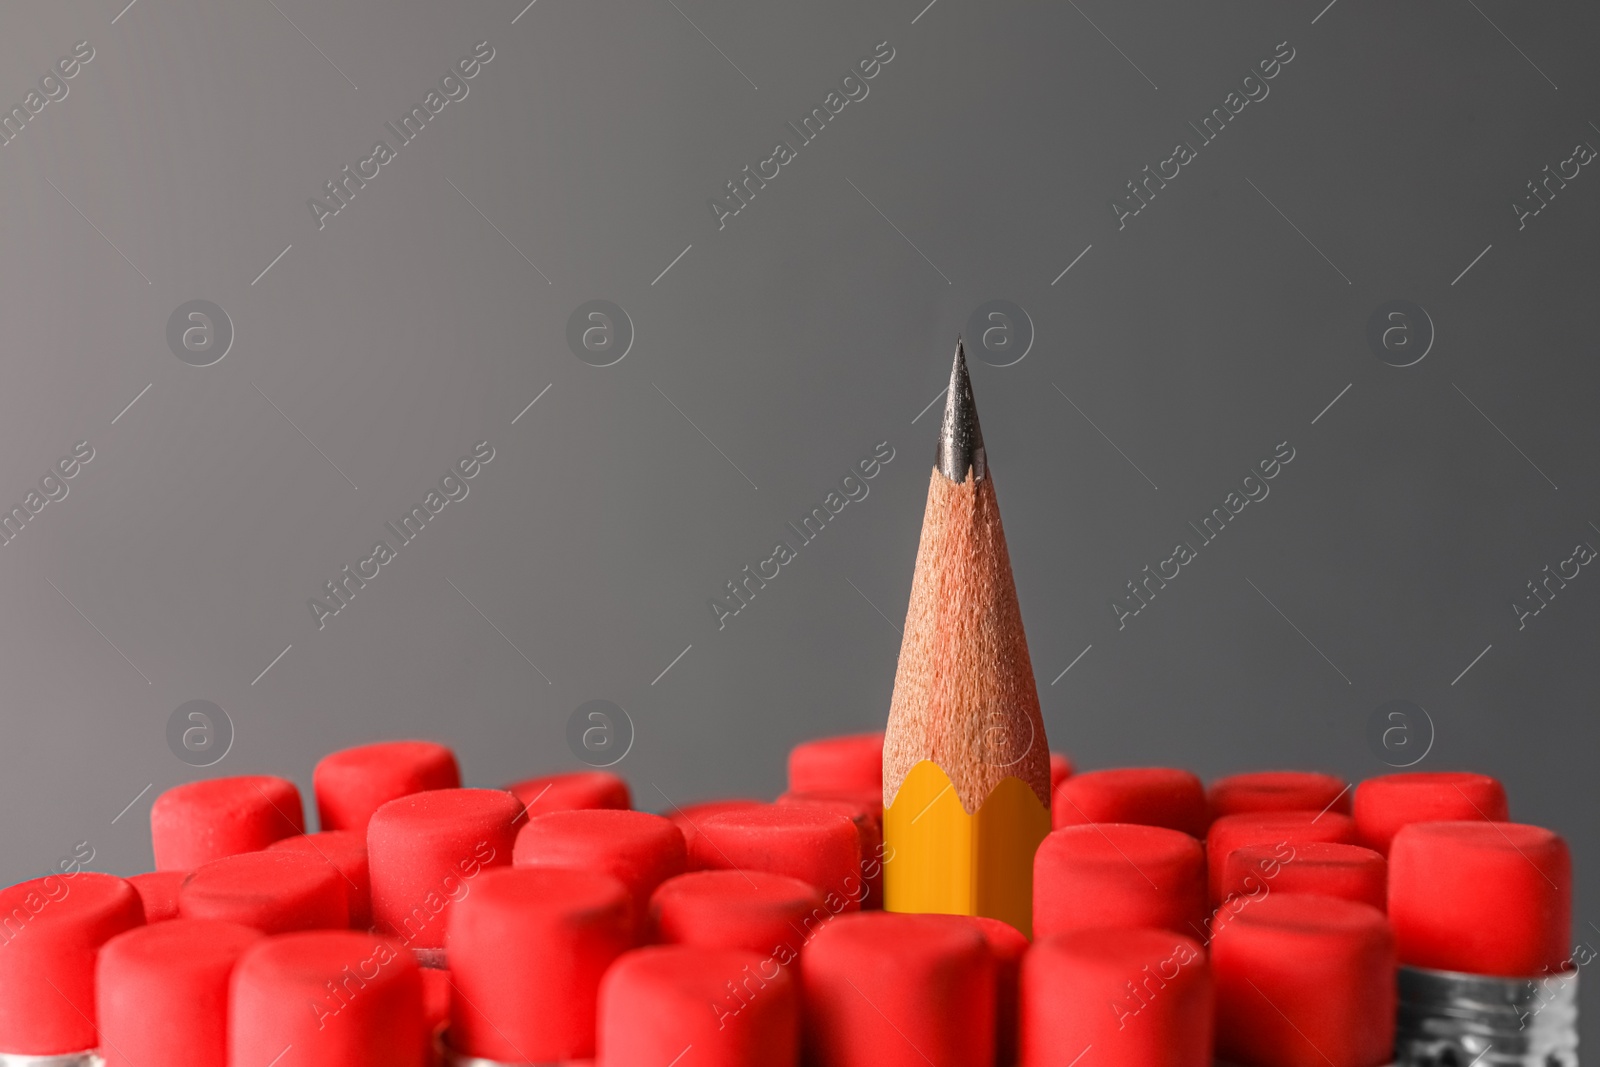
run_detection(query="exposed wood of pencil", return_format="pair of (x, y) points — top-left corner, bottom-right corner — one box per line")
(883, 466), (1050, 814)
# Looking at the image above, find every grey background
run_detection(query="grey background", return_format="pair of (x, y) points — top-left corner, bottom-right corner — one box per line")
(1, 0), (1596, 1036)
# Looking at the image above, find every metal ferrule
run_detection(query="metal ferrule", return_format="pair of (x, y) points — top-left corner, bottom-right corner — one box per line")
(1215, 1062), (1396, 1067)
(1394, 964), (1579, 1066)
(412, 945), (448, 969)
(437, 1037), (566, 1067)
(0, 1052), (101, 1066)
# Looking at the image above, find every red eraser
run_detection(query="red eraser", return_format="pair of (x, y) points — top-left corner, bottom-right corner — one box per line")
(1352, 771), (1509, 855)
(1034, 823), (1207, 939)
(778, 789), (882, 831)
(802, 912), (994, 1067)
(150, 776), (304, 871)
(1208, 770), (1349, 819)
(776, 791), (883, 908)
(1219, 841), (1387, 911)
(367, 788), (521, 951)
(650, 869), (825, 957)
(690, 806), (864, 909)
(1212, 894), (1396, 1067)
(96, 918), (262, 1067)
(512, 809), (686, 920)
(229, 930), (427, 1067)
(1206, 810), (1356, 902)
(1389, 820), (1570, 976)
(506, 770), (631, 817)
(268, 831), (372, 928)
(446, 867), (633, 1062)
(957, 915), (1028, 1067)
(1052, 767), (1210, 837)
(314, 741), (460, 832)
(1049, 751), (1074, 790)
(128, 870), (187, 923)
(0, 873), (144, 1054)
(1021, 928), (1212, 1067)
(599, 945), (800, 1067)
(787, 732), (883, 794)
(668, 799), (765, 867)
(179, 851), (349, 934)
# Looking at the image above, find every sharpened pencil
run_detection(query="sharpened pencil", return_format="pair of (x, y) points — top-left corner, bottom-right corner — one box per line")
(881, 338), (1051, 936)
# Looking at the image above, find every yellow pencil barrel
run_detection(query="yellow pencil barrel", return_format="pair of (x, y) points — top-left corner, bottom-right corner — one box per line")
(883, 760), (1051, 937)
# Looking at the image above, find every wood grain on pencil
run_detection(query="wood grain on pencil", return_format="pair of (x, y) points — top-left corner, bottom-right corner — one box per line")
(883, 466), (1050, 814)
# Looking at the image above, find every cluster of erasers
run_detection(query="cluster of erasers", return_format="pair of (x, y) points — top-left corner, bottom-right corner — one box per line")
(0, 735), (1576, 1067)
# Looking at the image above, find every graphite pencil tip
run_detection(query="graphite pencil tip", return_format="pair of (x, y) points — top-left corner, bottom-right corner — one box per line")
(936, 336), (986, 483)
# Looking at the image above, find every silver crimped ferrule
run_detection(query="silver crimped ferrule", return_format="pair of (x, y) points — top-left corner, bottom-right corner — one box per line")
(412, 945), (449, 969)
(438, 1038), (565, 1067)
(1394, 964), (1578, 1066)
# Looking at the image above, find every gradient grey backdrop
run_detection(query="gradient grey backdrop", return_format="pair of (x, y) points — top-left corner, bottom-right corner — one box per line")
(2, 0), (1596, 1037)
